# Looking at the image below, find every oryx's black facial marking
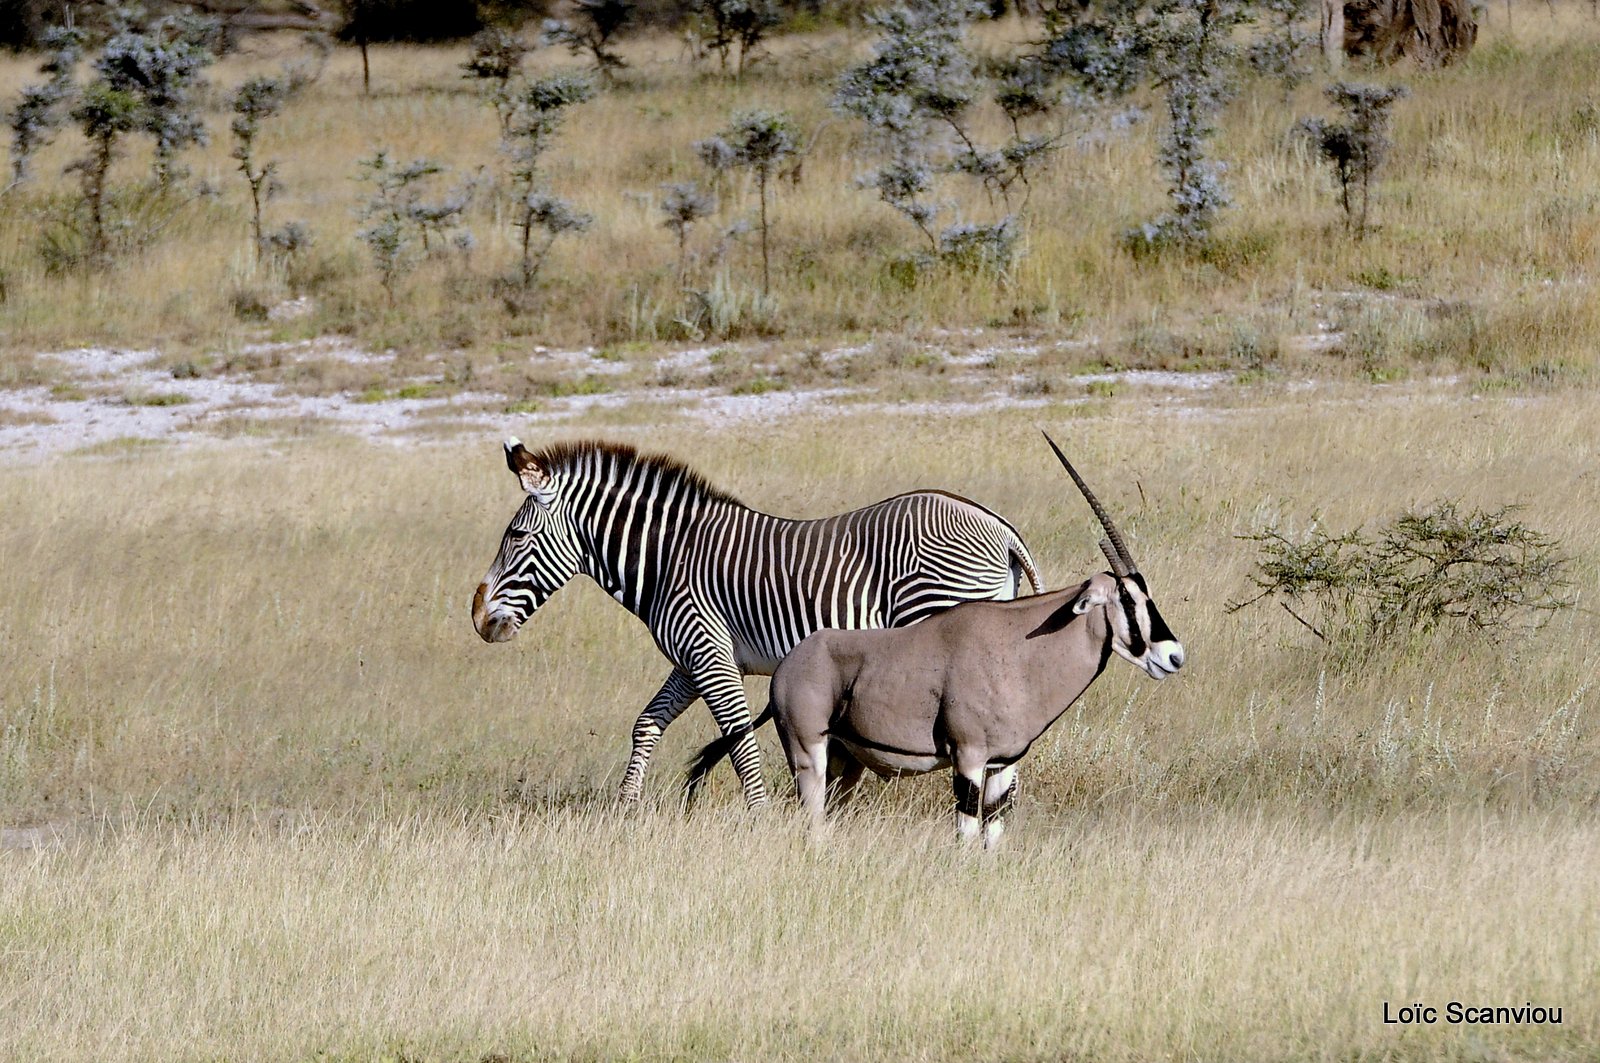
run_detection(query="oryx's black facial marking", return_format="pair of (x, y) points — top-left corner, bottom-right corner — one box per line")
(1117, 580), (1147, 658)
(1144, 605), (1176, 644)
(1128, 571), (1177, 644)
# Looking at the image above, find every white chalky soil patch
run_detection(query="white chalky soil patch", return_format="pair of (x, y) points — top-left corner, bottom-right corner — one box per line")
(0, 336), (1437, 464)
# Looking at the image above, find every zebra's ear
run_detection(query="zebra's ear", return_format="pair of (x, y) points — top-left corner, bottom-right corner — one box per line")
(503, 438), (552, 499)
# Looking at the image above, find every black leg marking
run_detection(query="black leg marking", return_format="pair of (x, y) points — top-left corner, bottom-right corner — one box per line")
(982, 779), (1017, 824)
(953, 773), (982, 818)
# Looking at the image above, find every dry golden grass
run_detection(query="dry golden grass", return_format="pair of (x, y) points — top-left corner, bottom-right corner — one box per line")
(5, 806), (1595, 1062)
(0, 7), (1597, 373)
(1, 388), (1596, 1060)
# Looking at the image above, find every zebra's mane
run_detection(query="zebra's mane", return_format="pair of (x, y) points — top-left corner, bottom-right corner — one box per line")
(532, 440), (746, 507)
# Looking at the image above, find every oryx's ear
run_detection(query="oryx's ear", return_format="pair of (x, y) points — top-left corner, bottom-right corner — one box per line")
(1026, 580), (1101, 640)
(503, 438), (554, 503)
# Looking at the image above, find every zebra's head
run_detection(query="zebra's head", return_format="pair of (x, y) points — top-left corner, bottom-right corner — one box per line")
(1043, 430), (1185, 681)
(472, 438), (584, 644)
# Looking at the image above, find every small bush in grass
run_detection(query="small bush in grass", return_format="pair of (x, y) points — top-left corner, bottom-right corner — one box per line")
(355, 151), (471, 304)
(542, 0), (633, 84)
(1229, 501), (1573, 654)
(1299, 82), (1409, 237)
(659, 181), (716, 283)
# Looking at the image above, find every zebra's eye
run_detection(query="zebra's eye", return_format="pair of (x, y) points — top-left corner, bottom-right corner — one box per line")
(507, 528), (532, 544)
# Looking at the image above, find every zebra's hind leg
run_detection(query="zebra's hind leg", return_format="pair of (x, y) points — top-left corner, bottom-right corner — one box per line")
(618, 668), (699, 804)
(694, 660), (770, 808)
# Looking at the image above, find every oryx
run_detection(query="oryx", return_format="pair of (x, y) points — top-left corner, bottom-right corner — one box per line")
(685, 433), (1184, 846)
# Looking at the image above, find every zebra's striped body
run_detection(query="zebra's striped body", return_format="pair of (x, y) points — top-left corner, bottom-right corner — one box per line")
(472, 440), (1043, 806)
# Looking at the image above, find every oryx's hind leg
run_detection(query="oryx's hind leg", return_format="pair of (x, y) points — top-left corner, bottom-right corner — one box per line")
(777, 732), (828, 829)
(980, 764), (1018, 850)
(619, 668), (699, 803)
(772, 705), (830, 830)
(826, 741), (867, 812)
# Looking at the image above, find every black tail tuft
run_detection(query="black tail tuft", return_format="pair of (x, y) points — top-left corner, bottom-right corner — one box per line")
(682, 705), (776, 808)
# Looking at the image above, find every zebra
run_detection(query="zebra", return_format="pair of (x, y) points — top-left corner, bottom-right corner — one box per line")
(471, 438), (1044, 807)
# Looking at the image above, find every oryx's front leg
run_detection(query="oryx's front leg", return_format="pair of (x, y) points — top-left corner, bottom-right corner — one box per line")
(618, 668), (699, 803)
(980, 764), (1018, 850)
(952, 747), (988, 844)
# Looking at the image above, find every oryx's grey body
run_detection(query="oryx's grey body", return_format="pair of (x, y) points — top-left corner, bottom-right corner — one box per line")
(686, 433), (1184, 846)
(472, 440), (1043, 806)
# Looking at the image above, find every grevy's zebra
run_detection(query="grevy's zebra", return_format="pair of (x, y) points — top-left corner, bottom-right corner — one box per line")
(472, 439), (1043, 806)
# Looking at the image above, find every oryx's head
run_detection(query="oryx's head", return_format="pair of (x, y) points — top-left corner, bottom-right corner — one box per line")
(1043, 431), (1186, 680)
(471, 438), (584, 644)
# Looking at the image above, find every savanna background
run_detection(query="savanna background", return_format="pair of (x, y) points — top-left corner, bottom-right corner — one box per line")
(1, 0), (1596, 1058)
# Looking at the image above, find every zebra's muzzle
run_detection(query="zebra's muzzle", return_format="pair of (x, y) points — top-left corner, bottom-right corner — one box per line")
(472, 582), (520, 643)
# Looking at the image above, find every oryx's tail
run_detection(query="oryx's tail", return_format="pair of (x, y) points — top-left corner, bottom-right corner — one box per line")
(683, 704), (777, 807)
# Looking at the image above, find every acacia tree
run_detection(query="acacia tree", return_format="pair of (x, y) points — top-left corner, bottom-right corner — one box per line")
(68, 82), (140, 266)
(462, 27), (530, 133)
(696, 109), (796, 296)
(95, 13), (219, 190)
(543, 0), (633, 84)
(231, 76), (289, 257)
(356, 150), (472, 303)
(692, 0), (780, 77)
(836, 0), (1060, 277)
(1042, 0), (1244, 252)
(6, 26), (83, 187)
(502, 73), (596, 288)
(1131, 0), (1247, 250)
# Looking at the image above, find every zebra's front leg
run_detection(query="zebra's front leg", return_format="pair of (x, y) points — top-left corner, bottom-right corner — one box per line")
(618, 668), (699, 804)
(696, 661), (769, 808)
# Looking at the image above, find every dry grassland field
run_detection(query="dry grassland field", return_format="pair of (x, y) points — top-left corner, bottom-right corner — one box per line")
(2, 4), (1600, 1062)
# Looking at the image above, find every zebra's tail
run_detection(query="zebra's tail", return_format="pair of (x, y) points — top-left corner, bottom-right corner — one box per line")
(1010, 535), (1045, 597)
(683, 704), (777, 807)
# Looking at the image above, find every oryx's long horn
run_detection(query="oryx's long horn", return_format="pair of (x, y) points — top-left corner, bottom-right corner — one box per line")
(1041, 430), (1138, 576)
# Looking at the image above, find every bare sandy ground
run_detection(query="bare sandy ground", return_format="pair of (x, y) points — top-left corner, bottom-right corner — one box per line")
(0, 337), (1251, 462)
